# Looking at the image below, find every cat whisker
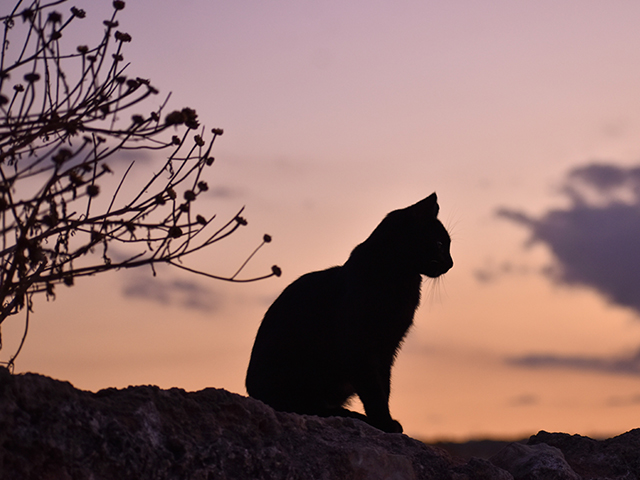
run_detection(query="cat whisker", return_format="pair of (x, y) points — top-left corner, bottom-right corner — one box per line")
(424, 275), (447, 305)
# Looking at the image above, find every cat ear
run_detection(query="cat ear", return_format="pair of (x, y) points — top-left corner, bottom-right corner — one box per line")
(409, 192), (439, 218)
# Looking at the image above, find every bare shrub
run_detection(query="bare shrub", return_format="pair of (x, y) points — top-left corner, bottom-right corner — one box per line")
(0, 0), (280, 369)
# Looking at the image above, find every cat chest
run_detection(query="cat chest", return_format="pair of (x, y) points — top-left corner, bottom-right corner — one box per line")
(341, 288), (418, 338)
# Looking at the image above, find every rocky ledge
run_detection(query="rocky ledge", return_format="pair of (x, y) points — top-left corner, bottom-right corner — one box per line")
(0, 368), (637, 479)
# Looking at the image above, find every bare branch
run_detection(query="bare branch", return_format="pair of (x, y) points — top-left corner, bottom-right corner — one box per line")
(0, 0), (279, 363)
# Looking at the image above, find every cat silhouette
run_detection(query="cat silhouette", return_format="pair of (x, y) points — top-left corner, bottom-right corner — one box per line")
(246, 193), (453, 433)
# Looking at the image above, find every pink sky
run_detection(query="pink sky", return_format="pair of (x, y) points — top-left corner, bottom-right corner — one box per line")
(3, 0), (640, 441)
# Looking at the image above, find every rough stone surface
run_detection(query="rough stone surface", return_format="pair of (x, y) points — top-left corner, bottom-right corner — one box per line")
(490, 442), (580, 480)
(528, 430), (640, 480)
(0, 368), (506, 479)
(0, 368), (638, 479)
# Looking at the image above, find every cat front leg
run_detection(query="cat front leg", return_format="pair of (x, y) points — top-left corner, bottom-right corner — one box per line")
(359, 390), (403, 433)
(351, 367), (403, 433)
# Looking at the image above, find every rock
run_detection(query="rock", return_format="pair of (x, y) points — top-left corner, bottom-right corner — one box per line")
(490, 442), (580, 480)
(1, 368), (638, 479)
(0, 368), (507, 479)
(452, 457), (515, 480)
(489, 429), (640, 480)
(528, 430), (640, 480)
(434, 439), (522, 460)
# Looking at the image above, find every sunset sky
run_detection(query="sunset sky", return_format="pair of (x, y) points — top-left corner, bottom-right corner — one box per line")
(3, 0), (640, 441)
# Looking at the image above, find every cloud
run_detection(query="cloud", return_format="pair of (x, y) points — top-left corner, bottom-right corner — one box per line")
(498, 162), (640, 315)
(122, 273), (220, 313)
(606, 394), (640, 407)
(507, 348), (640, 377)
(474, 260), (533, 284)
(207, 185), (241, 199)
(508, 394), (539, 407)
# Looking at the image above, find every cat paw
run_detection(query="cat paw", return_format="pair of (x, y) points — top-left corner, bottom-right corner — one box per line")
(372, 418), (403, 433)
(387, 419), (403, 433)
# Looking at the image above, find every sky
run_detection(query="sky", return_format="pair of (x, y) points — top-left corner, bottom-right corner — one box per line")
(3, 0), (640, 441)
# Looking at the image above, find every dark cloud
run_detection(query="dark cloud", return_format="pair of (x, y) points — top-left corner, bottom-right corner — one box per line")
(122, 273), (220, 313)
(507, 348), (640, 377)
(498, 162), (640, 314)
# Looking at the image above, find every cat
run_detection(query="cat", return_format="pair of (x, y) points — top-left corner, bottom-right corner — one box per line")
(245, 193), (453, 433)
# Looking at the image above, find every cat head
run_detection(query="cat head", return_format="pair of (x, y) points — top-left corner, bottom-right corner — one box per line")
(402, 193), (453, 278)
(354, 193), (453, 277)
